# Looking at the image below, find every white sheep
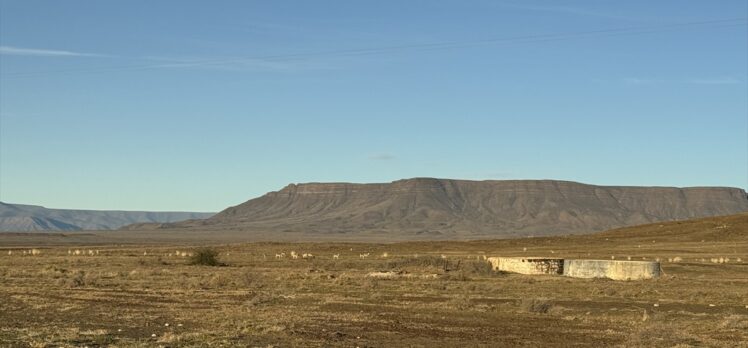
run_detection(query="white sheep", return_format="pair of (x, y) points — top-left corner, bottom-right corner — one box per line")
(381, 252), (389, 258)
(290, 251), (299, 259)
(275, 253), (283, 259)
(333, 254), (340, 260)
(359, 253), (369, 259)
(302, 253), (314, 259)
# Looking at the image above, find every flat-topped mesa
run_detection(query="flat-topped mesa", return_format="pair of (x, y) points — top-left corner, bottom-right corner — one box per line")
(272, 182), (377, 196)
(272, 178), (453, 196)
(126, 178), (748, 237)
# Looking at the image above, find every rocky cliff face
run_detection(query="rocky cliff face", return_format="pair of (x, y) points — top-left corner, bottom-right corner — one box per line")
(149, 178), (748, 238)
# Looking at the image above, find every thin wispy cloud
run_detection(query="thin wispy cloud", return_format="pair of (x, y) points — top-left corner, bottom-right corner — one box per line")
(369, 154), (396, 161)
(623, 77), (743, 86)
(623, 77), (663, 85)
(496, 3), (641, 21)
(685, 77), (742, 85)
(0, 45), (108, 57)
(141, 55), (327, 73)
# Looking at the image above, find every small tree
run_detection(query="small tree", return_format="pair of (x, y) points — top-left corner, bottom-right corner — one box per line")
(189, 247), (222, 266)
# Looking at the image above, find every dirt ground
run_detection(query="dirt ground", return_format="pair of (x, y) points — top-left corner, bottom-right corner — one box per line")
(1, 223), (747, 348)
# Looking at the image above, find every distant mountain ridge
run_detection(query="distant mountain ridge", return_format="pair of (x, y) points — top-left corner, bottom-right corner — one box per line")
(0, 202), (214, 232)
(123, 178), (748, 238)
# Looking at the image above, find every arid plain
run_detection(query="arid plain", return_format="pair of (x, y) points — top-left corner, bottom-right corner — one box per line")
(1, 213), (747, 347)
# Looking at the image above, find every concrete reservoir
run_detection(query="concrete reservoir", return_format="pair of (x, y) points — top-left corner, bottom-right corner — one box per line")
(562, 259), (661, 280)
(486, 257), (564, 275)
(487, 257), (661, 280)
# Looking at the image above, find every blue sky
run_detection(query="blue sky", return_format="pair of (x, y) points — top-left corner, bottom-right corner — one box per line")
(1, 1), (746, 212)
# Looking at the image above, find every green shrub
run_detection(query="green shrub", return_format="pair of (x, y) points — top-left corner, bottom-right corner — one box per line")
(189, 248), (222, 266)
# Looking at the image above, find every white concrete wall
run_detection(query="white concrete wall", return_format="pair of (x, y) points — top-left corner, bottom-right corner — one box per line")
(563, 259), (660, 280)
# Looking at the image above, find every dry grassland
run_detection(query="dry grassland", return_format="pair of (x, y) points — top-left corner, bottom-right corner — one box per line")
(1, 216), (748, 347)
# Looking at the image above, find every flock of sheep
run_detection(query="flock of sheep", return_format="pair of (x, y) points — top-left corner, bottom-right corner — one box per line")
(272, 251), (383, 260)
(3, 248), (744, 266)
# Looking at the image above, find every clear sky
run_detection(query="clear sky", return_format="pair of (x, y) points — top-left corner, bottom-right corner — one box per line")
(0, 1), (746, 212)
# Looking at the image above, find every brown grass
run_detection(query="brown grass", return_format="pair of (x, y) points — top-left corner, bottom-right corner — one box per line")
(1, 217), (747, 347)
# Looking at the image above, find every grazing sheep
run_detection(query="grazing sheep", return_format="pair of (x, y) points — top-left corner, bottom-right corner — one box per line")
(7, 250), (12, 256)
(381, 252), (389, 258)
(710, 257), (729, 264)
(31, 249), (41, 256)
(440, 254), (447, 259)
(275, 253), (283, 259)
(333, 254), (340, 260)
(359, 253), (369, 259)
(290, 251), (299, 259)
(302, 253), (314, 259)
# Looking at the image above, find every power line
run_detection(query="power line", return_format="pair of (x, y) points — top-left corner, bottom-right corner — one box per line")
(1, 17), (746, 78)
